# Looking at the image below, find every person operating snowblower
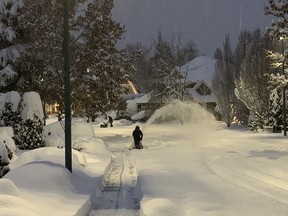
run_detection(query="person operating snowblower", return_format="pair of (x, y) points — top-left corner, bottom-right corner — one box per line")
(132, 126), (143, 149)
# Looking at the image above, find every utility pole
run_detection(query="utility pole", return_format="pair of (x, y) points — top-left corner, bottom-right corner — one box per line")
(63, 0), (72, 172)
(283, 63), (287, 136)
(280, 36), (287, 136)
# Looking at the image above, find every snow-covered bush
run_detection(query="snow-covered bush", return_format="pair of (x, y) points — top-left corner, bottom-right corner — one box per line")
(21, 92), (44, 121)
(0, 91), (45, 150)
(0, 140), (10, 178)
(0, 102), (21, 126)
(250, 90), (283, 132)
(14, 92), (45, 150)
(15, 113), (45, 150)
(0, 91), (21, 114)
(0, 129), (17, 177)
(268, 90), (282, 127)
(0, 129), (17, 160)
(43, 121), (96, 149)
(0, 102), (22, 137)
(250, 112), (266, 132)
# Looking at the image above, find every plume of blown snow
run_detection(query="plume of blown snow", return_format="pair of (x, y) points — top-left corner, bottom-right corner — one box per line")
(142, 100), (223, 148)
(146, 100), (215, 125)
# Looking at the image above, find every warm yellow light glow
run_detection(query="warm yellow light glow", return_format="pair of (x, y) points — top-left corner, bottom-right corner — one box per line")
(128, 80), (138, 94)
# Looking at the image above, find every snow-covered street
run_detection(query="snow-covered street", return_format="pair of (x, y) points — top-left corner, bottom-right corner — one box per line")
(92, 120), (288, 216)
(1, 0), (287, 215)
(89, 153), (140, 216)
(2, 117), (288, 216)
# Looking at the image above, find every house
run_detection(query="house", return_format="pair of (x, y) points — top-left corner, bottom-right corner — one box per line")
(126, 92), (152, 121)
(124, 56), (218, 121)
(180, 56), (217, 113)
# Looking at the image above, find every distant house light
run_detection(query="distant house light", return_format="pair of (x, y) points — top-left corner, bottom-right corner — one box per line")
(120, 80), (138, 94)
(128, 80), (138, 94)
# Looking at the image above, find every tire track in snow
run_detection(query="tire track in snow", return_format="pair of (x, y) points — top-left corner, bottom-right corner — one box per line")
(206, 159), (288, 206)
(89, 153), (141, 216)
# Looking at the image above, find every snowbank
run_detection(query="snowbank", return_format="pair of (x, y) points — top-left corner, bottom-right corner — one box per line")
(43, 121), (103, 152)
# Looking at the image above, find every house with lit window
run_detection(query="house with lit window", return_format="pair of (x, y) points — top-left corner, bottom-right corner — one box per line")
(180, 56), (217, 113)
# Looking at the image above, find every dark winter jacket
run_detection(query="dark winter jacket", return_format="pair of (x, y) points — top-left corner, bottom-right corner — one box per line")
(132, 128), (143, 141)
(108, 116), (113, 123)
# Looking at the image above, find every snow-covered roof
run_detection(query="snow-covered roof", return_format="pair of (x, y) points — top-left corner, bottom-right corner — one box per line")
(121, 93), (145, 100)
(180, 56), (216, 86)
(131, 110), (152, 121)
(180, 56), (217, 104)
(186, 80), (216, 103)
(131, 110), (146, 120)
(134, 92), (152, 104)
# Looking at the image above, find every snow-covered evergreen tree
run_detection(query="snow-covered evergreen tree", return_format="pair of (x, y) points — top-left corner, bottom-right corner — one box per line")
(72, 0), (133, 118)
(269, 89), (282, 127)
(264, 0), (288, 132)
(18, 0), (132, 119)
(235, 30), (272, 125)
(265, 1), (288, 40)
(148, 32), (196, 103)
(15, 113), (44, 150)
(234, 30), (252, 79)
(250, 90), (282, 132)
(17, 0), (74, 106)
(0, 102), (21, 133)
(124, 42), (152, 93)
(232, 30), (252, 123)
(0, 0), (24, 91)
(0, 92), (22, 141)
(0, 91), (45, 150)
(14, 92), (45, 150)
(0, 141), (10, 178)
(212, 35), (236, 127)
(148, 32), (178, 102)
(265, 0), (288, 90)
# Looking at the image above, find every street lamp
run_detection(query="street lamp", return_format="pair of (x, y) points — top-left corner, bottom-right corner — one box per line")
(63, 0), (72, 172)
(280, 36), (287, 136)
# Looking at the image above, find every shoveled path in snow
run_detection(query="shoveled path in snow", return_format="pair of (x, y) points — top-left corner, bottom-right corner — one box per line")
(89, 150), (141, 216)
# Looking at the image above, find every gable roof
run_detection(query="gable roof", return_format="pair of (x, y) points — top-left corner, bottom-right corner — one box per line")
(187, 80), (216, 103)
(180, 56), (216, 86)
(180, 56), (217, 104)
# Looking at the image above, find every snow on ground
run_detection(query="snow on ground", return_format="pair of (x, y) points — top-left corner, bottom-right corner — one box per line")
(135, 123), (288, 216)
(2, 104), (288, 215)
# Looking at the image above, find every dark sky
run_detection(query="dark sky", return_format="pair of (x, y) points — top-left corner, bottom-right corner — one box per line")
(112, 0), (273, 57)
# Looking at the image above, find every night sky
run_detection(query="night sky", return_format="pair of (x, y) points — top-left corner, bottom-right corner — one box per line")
(112, 0), (273, 56)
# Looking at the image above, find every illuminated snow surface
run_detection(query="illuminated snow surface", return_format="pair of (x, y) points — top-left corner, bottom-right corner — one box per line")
(2, 102), (288, 216)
